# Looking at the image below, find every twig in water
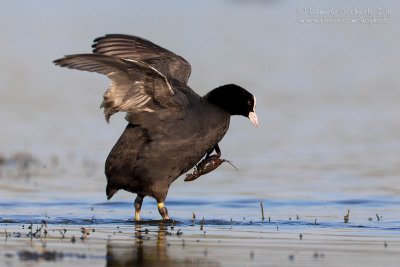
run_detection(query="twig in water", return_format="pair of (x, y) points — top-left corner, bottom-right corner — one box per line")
(29, 223), (33, 241)
(260, 201), (265, 221)
(59, 230), (65, 239)
(344, 209), (350, 223)
(176, 228), (182, 236)
(191, 212), (196, 226)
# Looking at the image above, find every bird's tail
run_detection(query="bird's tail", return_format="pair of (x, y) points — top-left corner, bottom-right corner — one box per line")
(106, 184), (118, 200)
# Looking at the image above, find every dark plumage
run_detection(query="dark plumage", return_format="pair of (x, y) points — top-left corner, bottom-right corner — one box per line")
(54, 34), (258, 220)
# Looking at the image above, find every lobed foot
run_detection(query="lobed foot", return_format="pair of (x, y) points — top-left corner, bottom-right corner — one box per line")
(185, 154), (224, 182)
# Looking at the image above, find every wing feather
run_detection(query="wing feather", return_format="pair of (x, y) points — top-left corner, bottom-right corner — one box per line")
(92, 34), (191, 84)
(53, 53), (181, 123)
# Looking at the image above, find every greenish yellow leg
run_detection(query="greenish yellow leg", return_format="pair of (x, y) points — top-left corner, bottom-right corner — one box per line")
(134, 195), (144, 221)
(157, 202), (170, 220)
(135, 210), (140, 221)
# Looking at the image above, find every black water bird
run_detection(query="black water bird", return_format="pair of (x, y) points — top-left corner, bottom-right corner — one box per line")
(54, 34), (258, 220)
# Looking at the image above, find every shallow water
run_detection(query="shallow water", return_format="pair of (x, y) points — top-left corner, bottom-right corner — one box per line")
(1, 0), (400, 266)
(1, 197), (400, 267)
(1, 185), (400, 266)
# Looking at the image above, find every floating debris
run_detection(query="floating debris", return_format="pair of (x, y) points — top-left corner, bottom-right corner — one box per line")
(29, 223), (33, 241)
(176, 228), (182, 236)
(200, 217), (205, 231)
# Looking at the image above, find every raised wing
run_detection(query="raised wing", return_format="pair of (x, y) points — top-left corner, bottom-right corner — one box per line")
(54, 53), (188, 123)
(92, 34), (192, 85)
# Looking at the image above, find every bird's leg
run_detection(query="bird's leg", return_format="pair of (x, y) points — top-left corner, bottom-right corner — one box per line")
(157, 202), (170, 220)
(185, 144), (233, 182)
(205, 144), (221, 158)
(214, 143), (221, 157)
(134, 194), (144, 221)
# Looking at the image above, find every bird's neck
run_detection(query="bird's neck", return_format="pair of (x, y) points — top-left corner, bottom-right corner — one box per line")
(204, 88), (236, 115)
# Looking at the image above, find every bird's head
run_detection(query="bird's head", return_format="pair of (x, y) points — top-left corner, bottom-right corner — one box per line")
(205, 84), (258, 127)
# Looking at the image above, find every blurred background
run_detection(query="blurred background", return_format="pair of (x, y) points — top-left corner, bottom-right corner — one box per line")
(0, 0), (399, 208)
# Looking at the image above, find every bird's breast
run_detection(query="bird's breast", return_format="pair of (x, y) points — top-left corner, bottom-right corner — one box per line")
(140, 104), (230, 182)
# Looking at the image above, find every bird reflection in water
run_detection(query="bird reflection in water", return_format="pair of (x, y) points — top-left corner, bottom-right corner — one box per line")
(106, 223), (219, 267)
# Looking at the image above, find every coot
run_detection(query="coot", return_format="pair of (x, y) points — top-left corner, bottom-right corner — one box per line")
(54, 34), (258, 220)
